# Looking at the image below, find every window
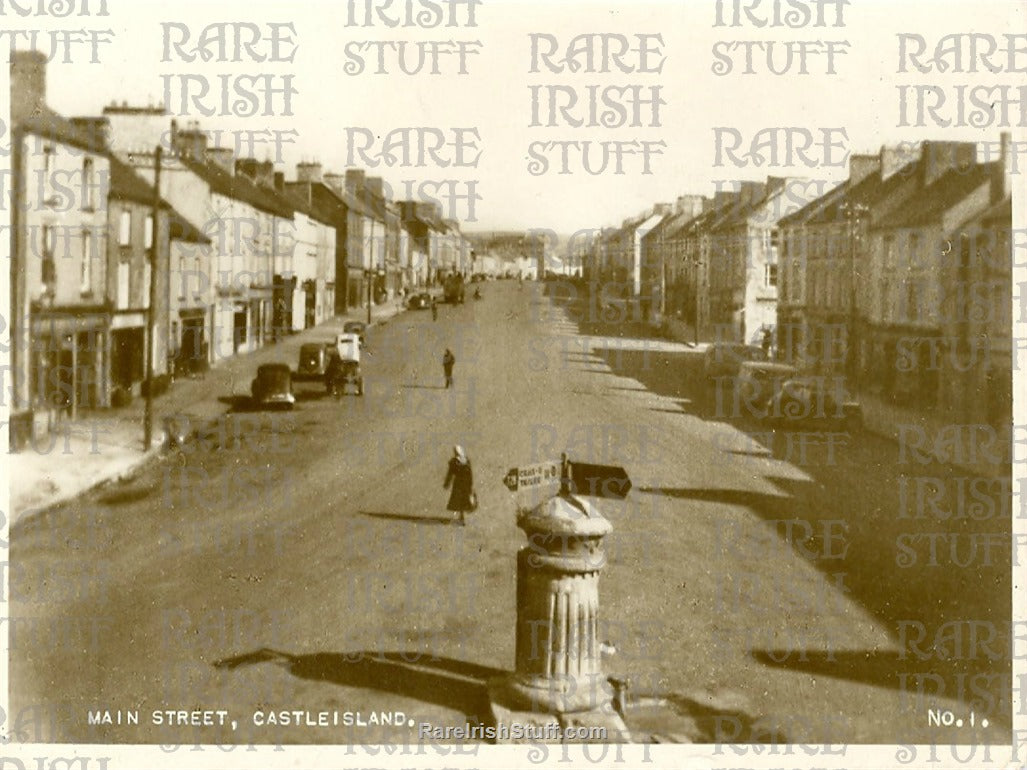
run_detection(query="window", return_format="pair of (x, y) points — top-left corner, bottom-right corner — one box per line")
(82, 157), (96, 210)
(144, 215), (154, 250)
(905, 278), (917, 320)
(117, 261), (129, 310)
(765, 262), (778, 287)
(142, 261), (151, 309)
(909, 234), (920, 269)
(79, 229), (91, 295)
(42, 143), (55, 204)
(118, 210), (131, 246)
(41, 225), (56, 289)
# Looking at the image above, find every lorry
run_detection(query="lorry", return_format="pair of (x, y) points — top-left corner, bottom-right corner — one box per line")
(443, 273), (465, 304)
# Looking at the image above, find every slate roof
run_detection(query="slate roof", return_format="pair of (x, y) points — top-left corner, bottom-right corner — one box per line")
(15, 107), (107, 154)
(876, 163), (995, 229)
(109, 158), (210, 244)
(179, 156), (294, 219)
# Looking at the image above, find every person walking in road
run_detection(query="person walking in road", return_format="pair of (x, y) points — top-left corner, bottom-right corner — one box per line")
(431, 296), (438, 321)
(442, 348), (455, 388)
(443, 445), (475, 526)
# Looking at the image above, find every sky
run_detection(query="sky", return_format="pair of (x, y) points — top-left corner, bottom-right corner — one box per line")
(7, 0), (1025, 234)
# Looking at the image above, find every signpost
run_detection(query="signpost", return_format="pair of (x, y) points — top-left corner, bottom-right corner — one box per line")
(489, 453), (633, 741)
(502, 455), (631, 500)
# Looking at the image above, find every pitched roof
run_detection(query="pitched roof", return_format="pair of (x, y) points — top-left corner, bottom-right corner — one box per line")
(15, 107), (107, 154)
(778, 179), (848, 226)
(663, 206), (716, 240)
(179, 156), (294, 218)
(641, 211), (676, 243)
(805, 162), (917, 226)
(876, 163), (995, 229)
(107, 160), (209, 244)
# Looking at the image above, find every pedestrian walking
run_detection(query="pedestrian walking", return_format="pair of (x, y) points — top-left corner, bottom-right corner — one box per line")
(443, 445), (475, 526)
(442, 348), (455, 388)
(761, 327), (773, 359)
(431, 296), (438, 321)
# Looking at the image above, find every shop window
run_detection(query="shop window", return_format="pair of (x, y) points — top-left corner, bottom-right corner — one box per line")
(144, 215), (154, 250)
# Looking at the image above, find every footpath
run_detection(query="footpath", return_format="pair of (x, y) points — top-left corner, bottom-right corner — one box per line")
(8, 298), (416, 524)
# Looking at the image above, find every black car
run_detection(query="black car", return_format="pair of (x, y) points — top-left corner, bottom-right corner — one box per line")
(407, 292), (432, 310)
(295, 342), (333, 380)
(251, 363), (296, 409)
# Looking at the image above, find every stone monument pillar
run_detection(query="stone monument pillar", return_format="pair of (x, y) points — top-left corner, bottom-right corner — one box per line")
(488, 490), (629, 741)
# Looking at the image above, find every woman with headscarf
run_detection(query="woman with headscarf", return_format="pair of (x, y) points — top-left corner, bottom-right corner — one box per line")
(443, 445), (475, 526)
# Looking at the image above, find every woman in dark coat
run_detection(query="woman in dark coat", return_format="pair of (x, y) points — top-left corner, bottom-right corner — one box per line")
(443, 445), (474, 525)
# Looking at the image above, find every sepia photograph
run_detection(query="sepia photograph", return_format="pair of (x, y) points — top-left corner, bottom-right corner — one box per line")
(1, 0), (1024, 768)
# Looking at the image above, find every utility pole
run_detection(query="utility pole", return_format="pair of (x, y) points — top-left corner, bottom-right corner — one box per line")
(366, 268), (372, 326)
(841, 201), (868, 395)
(144, 144), (162, 450)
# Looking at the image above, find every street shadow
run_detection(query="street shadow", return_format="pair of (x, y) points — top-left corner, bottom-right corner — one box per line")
(214, 648), (499, 721)
(358, 510), (457, 526)
(98, 486), (154, 505)
(751, 648), (1005, 693)
(402, 384), (446, 390)
(585, 330), (1012, 693)
(218, 395), (252, 411)
(637, 486), (790, 512)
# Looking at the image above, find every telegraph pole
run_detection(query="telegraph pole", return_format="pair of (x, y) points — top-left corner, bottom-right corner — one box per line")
(144, 145), (162, 450)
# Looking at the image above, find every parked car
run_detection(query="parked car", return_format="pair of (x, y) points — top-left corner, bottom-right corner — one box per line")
(251, 363), (296, 409)
(295, 342), (333, 380)
(702, 342), (767, 380)
(758, 377), (863, 432)
(407, 292), (432, 310)
(343, 320), (367, 344)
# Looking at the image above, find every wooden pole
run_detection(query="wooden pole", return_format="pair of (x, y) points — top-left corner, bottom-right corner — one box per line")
(144, 145), (162, 450)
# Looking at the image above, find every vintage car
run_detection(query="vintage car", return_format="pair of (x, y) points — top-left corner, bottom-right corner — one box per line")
(702, 342), (768, 381)
(251, 363), (296, 409)
(407, 292), (432, 310)
(343, 320), (367, 343)
(295, 342), (333, 380)
(758, 377), (863, 432)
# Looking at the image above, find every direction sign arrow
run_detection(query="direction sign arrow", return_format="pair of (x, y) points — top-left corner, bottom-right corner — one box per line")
(502, 461), (561, 492)
(566, 461), (632, 500)
(502, 458), (631, 500)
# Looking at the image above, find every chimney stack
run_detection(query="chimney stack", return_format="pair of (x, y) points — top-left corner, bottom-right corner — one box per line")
(236, 158), (275, 187)
(296, 162), (322, 184)
(345, 168), (366, 194)
(173, 122), (208, 163)
(848, 153), (881, 186)
(921, 141), (976, 188)
(10, 50), (48, 124)
(992, 131), (1011, 203)
(205, 146), (235, 174)
(366, 176), (385, 198)
(880, 141), (921, 181)
(675, 194), (707, 219)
